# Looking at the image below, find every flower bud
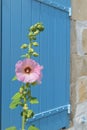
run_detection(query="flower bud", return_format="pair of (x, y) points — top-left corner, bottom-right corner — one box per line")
(23, 104), (28, 110)
(33, 52), (39, 57)
(32, 42), (39, 46)
(19, 88), (23, 94)
(30, 26), (36, 32)
(29, 32), (34, 37)
(29, 48), (34, 53)
(34, 30), (39, 35)
(37, 24), (44, 31)
(21, 44), (28, 49)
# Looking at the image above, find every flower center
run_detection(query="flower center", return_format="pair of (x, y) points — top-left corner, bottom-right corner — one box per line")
(24, 67), (31, 74)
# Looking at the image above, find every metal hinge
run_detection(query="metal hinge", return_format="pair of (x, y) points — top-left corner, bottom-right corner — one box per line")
(68, 104), (71, 114)
(34, 0), (72, 16)
(28, 104), (70, 123)
(68, 8), (72, 17)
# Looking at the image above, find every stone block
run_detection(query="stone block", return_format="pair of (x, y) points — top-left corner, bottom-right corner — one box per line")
(74, 102), (87, 130)
(76, 76), (87, 103)
(82, 29), (87, 54)
(71, 0), (87, 20)
(76, 21), (87, 56)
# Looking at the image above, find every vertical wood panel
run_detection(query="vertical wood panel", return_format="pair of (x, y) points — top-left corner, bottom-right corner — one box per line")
(2, 0), (11, 129)
(10, 0), (22, 129)
(0, 0), (2, 129)
(66, 13), (70, 103)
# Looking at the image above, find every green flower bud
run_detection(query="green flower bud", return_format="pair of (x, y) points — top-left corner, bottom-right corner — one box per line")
(25, 54), (30, 58)
(23, 91), (27, 95)
(37, 24), (44, 31)
(32, 42), (39, 46)
(34, 24), (38, 28)
(19, 88), (23, 93)
(23, 104), (28, 110)
(30, 26), (36, 32)
(29, 32), (34, 37)
(33, 52), (39, 57)
(21, 44), (28, 49)
(29, 48), (34, 53)
(34, 30), (39, 35)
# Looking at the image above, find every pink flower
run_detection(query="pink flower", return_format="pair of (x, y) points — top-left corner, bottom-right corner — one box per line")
(15, 59), (43, 84)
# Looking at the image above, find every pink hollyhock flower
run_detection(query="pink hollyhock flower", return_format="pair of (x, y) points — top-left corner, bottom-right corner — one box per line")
(15, 59), (43, 84)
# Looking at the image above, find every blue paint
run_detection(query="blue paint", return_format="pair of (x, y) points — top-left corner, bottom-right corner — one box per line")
(1, 0), (71, 129)
(0, 0), (2, 129)
(34, 0), (71, 14)
(35, 0), (70, 8)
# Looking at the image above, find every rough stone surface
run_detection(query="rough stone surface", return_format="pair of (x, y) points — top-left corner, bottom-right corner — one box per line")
(76, 21), (87, 56)
(76, 76), (87, 103)
(82, 29), (87, 54)
(71, 0), (87, 20)
(70, 0), (87, 129)
(74, 102), (87, 130)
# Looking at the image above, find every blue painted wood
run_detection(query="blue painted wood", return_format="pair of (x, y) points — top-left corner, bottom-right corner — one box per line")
(35, 0), (70, 8)
(0, 0), (2, 129)
(1, 0), (71, 129)
(34, 0), (71, 13)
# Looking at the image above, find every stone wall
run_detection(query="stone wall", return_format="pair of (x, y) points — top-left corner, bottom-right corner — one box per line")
(69, 0), (87, 130)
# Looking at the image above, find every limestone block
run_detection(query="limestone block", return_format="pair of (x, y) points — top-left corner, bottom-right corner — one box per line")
(74, 102), (87, 130)
(71, 20), (77, 54)
(82, 29), (87, 54)
(80, 56), (87, 76)
(76, 76), (87, 103)
(71, 0), (87, 20)
(76, 21), (87, 56)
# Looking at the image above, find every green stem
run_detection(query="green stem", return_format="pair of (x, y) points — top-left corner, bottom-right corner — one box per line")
(22, 115), (25, 130)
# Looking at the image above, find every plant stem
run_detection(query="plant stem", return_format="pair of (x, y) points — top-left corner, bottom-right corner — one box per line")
(22, 115), (25, 130)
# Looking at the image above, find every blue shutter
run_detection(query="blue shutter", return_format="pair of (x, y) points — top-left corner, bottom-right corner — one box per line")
(1, 0), (71, 130)
(0, 0), (2, 129)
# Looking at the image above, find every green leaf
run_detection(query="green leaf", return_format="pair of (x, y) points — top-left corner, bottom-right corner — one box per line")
(30, 97), (39, 104)
(12, 76), (17, 81)
(5, 126), (17, 130)
(9, 99), (20, 109)
(12, 92), (21, 100)
(21, 54), (30, 58)
(28, 125), (39, 130)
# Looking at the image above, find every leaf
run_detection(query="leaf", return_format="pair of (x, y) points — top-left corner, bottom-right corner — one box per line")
(28, 125), (39, 130)
(12, 92), (21, 100)
(12, 76), (17, 81)
(30, 97), (39, 104)
(9, 99), (20, 109)
(5, 126), (17, 130)
(21, 54), (30, 58)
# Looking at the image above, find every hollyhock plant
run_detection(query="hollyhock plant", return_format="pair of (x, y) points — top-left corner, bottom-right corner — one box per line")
(6, 22), (44, 130)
